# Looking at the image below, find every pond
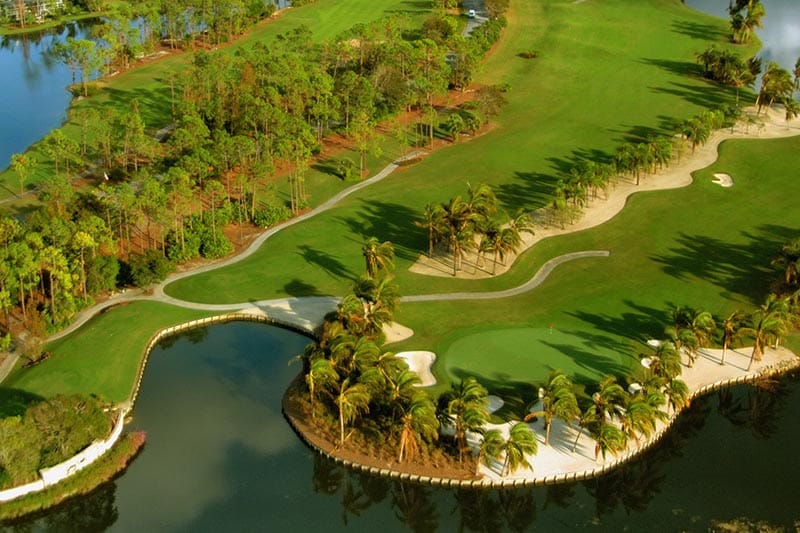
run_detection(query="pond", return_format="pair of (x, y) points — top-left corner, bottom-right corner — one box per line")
(3, 321), (799, 532)
(0, 20), (94, 171)
(686, 0), (800, 73)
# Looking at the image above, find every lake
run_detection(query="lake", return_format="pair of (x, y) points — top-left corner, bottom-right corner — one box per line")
(3, 321), (799, 532)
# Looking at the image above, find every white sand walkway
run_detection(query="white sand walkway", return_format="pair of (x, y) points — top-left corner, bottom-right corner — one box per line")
(473, 344), (798, 483)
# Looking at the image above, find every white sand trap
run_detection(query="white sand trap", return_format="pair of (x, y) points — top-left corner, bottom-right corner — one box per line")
(646, 339), (662, 347)
(396, 351), (436, 386)
(486, 395), (504, 414)
(712, 173), (733, 187)
(383, 322), (414, 344)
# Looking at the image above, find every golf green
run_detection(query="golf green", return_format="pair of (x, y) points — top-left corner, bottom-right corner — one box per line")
(440, 327), (626, 389)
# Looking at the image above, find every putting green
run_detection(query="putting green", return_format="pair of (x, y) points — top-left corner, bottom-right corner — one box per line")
(440, 327), (629, 389)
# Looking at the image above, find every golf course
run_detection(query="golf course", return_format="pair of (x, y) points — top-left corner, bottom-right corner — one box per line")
(2, 0), (800, 520)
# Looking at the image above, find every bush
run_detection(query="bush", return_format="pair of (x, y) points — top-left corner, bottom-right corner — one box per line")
(128, 250), (174, 287)
(253, 204), (292, 227)
(85, 255), (120, 294)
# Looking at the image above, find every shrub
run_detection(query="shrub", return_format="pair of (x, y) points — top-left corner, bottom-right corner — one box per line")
(128, 250), (174, 287)
(253, 204), (292, 227)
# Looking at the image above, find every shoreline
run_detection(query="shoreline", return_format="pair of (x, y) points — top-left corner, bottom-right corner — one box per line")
(283, 344), (800, 488)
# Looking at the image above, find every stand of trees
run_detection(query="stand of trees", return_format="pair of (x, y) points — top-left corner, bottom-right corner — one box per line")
(3, 2), (511, 353)
(0, 394), (111, 489)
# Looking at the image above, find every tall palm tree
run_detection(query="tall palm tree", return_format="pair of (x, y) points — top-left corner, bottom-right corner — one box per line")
(664, 378), (690, 414)
(397, 391), (439, 462)
(720, 310), (747, 365)
(589, 376), (628, 425)
(619, 396), (656, 448)
(362, 237), (394, 278)
(743, 295), (790, 370)
(336, 377), (372, 446)
(524, 371), (579, 446)
(445, 377), (489, 462)
(414, 203), (444, 258)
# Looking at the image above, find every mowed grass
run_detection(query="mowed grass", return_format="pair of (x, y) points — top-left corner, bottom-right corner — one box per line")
(389, 135), (800, 392)
(164, 0), (753, 303)
(4, 302), (213, 403)
(0, 0), (428, 199)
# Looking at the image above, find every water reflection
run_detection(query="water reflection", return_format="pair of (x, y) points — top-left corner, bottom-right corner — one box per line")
(2, 324), (799, 532)
(685, 0), (800, 72)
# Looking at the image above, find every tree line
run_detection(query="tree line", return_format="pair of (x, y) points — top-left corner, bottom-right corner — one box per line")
(2, 3), (510, 355)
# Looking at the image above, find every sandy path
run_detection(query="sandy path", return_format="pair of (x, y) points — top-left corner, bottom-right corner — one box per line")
(411, 106), (800, 279)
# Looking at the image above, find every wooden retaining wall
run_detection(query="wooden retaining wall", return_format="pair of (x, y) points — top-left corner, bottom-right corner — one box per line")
(283, 356), (800, 489)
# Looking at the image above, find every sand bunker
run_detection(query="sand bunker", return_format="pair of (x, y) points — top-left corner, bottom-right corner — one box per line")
(396, 351), (437, 386)
(712, 173), (733, 187)
(486, 395), (504, 414)
(383, 322), (414, 344)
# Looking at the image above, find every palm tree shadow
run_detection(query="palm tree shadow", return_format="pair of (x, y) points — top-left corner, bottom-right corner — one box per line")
(296, 244), (354, 280)
(335, 200), (424, 263)
(669, 19), (728, 42)
(495, 171), (559, 212)
(650, 225), (797, 305)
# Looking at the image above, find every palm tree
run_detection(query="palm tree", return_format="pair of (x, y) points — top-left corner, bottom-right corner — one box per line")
(743, 294), (790, 370)
(771, 238), (800, 289)
(362, 237), (394, 278)
(397, 391), (439, 462)
(619, 396), (656, 448)
(665, 306), (715, 367)
(757, 62), (794, 113)
(663, 378), (690, 414)
(336, 377), (372, 446)
(642, 342), (683, 380)
(352, 274), (400, 336)
(589, 376), (628, 425)
(571, 406), (599, 452)
(445, 377), (489, 462)
(306, 356), (339, 418)
(524, 371), (579, 446)
(591, 422), (627, 461)
(500, 422), (538, 476)
(478, 428), (505, 473)
(732, 0), (765, 44)
(414, 203), (444, 258)
(720, 310), (747, 365)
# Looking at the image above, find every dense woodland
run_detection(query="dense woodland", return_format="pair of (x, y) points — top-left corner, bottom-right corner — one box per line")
(1, 0), (508, 357)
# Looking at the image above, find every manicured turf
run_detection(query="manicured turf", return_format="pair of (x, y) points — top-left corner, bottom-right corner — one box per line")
(6, 1), (797, 403)
(390, 135), (800, 390)
(4, 302), (212, 403)
(164, 0), (755, 303)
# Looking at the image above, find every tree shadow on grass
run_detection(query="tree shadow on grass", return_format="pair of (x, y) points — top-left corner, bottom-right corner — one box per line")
(670, 19), (728, 43)
(495, 171), (559, 213)
(312, 158), (344, 180)
(449, 368), (538, 421)
(647, 81), (737, 110)
(296, 244), (354, 281)
(334, 200), (424, 263)
(566, 301), (667, 350)
(537, 341), (630, 387)
(650, 225), (796, 305)
(639, 57), (704, 79)
(0, 388), (45, 418)
(102, 85), (173, 129)
(283, 278), (325, 297)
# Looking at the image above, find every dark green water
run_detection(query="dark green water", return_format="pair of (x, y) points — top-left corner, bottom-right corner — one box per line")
(4, 322), (799, 532)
